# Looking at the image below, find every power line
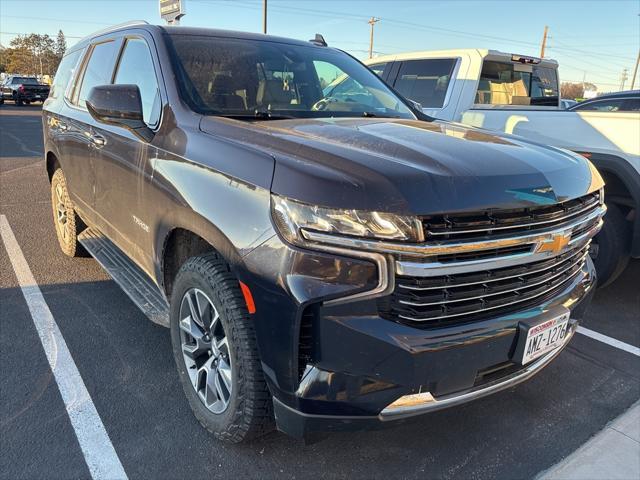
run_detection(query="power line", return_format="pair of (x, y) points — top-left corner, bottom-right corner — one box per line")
(0, 31), (84, 39)
(1, 15), (111, 26)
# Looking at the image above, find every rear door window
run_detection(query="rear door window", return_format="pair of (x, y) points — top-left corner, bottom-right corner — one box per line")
(476, 61), (558, 106)
(75, 41), (118, 108)
(572, 99), (626, 112)
(368, 62), (387, 78)
(392, 59), (456, 108)
(622, 98), (640, 112)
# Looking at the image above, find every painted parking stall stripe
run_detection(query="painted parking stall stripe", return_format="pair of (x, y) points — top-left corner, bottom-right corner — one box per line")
(577, 326), (640, 357)
(0, 215), (128, 480)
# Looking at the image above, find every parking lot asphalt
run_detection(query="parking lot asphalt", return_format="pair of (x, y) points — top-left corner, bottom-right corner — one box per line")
(1, 104), (639, 480)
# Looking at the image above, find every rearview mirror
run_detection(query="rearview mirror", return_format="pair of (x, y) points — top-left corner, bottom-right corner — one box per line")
(86, 84), (154, 142)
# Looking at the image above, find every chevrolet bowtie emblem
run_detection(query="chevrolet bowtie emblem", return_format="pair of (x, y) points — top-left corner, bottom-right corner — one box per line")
(537, 232), (572, 255)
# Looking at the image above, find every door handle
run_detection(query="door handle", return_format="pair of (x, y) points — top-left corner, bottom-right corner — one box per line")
(89, 133), (106, 148)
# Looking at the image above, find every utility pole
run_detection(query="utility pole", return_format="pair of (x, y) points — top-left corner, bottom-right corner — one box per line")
(631, 50), (639, 90)
(262, 0), (267, 34)
(620, 68), (629, 91)
(368, 17), (379, 59)
(539, 25), (549, 59)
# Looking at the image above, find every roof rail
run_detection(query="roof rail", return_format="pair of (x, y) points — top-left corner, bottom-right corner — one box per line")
(78, 20), (150, 43)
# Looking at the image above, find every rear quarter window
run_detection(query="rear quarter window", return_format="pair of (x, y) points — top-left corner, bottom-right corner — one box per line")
(50, 49), (83, 99)
(475, 60), (558, 106)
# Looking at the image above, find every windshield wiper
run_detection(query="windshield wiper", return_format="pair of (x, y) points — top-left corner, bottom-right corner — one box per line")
(252, 108), (297, 120)
(361, 111), (400, 118)
(212, 109), (297, 121)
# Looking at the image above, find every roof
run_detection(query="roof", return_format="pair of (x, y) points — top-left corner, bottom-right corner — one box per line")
(159, 26), (316, 48)
(70, 21), (321, 52)
(586, 90), (640, 100)
(366, 48), (558, 67)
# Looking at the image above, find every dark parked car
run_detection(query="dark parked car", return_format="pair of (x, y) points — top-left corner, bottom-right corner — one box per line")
(569, 90), (640, 112)
(43, 21), (605, 443)
(0, 75), (50, 105)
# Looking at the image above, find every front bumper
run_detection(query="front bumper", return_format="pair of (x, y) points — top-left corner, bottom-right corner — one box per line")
(241, 234), (596, 440)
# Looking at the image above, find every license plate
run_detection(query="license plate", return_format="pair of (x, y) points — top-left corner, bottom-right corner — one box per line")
(522, 312), (570, 365)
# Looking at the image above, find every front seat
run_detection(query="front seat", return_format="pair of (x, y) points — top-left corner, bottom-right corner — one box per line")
(257, 79), (294, 109)
(209, 75), (245, 110)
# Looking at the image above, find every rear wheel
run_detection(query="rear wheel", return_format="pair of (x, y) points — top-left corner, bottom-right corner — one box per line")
(50, 169), (85, 257)
(170, 253), (274, 443)
(591, 202), (631, 288)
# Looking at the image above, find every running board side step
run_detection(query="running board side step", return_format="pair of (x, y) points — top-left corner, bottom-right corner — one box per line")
(78, 228), (170, 327)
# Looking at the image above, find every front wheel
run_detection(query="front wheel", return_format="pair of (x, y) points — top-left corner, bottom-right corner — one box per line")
(50, 168), (85, 257)
(591, 202), (631, 288)
(170, 253), (274, 443)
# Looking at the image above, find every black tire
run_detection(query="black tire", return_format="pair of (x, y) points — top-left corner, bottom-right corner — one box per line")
(170, 253), (274, 443)
(0, 97), (4, 105)
(51, 168), (86, 257)
(591, 202), (631, 288)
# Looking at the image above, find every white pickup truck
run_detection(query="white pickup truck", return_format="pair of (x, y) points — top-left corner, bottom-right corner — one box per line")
(364, 49), (640, 287)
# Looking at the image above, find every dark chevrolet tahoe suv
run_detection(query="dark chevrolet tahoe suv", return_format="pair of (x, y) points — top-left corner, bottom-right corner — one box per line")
(43, 21), (605, 443)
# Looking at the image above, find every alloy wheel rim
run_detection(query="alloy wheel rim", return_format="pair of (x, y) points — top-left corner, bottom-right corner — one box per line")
(179, 288), (232, 414)
(55, 183), (69, 241)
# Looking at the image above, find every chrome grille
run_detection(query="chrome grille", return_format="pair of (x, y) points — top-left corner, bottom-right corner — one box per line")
(421, 191), (601, 241)
(379, 242), (591, 327)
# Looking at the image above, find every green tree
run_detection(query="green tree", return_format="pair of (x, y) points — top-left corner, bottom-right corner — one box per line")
(6, 33), (58, 76)
(0, 47), (8, 73)
(55, 30), (66, 59)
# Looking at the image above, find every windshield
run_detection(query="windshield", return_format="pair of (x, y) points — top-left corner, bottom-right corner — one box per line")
(165, 34), (415, 119)
(13, 77), (39, 85)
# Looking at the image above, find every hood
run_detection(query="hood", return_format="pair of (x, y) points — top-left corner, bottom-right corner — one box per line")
(199, 117), (602, 215)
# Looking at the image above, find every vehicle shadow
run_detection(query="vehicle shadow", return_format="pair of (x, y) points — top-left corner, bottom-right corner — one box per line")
(2, 273), (637, 479)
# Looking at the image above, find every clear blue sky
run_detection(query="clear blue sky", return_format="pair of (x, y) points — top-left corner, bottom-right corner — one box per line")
(1, 0), (638, 92)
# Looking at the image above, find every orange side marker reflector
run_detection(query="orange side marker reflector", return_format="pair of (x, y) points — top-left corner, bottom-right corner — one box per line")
(239, 281), (256, 314)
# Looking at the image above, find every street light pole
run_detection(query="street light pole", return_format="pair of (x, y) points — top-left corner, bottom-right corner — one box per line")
(630, 50), (639, 90)
(263, 0), (267, 34)
(540, 25), (549, 59)
(368, 17), (379, 59)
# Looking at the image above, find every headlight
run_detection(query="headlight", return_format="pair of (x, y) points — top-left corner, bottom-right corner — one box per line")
(272, 195), (424, 246)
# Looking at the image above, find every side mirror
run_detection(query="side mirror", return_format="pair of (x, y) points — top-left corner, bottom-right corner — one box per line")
(86, 84), (154, 142)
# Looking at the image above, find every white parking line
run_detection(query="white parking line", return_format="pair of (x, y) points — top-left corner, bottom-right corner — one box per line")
(577, 326), (640, 357)
(0, 215), (128, 480)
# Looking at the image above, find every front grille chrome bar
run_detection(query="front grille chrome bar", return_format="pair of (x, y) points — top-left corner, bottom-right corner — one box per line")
(397, 260), (587, 322)
(398, 248), (589, 307)
(301, 205), (605, 259)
